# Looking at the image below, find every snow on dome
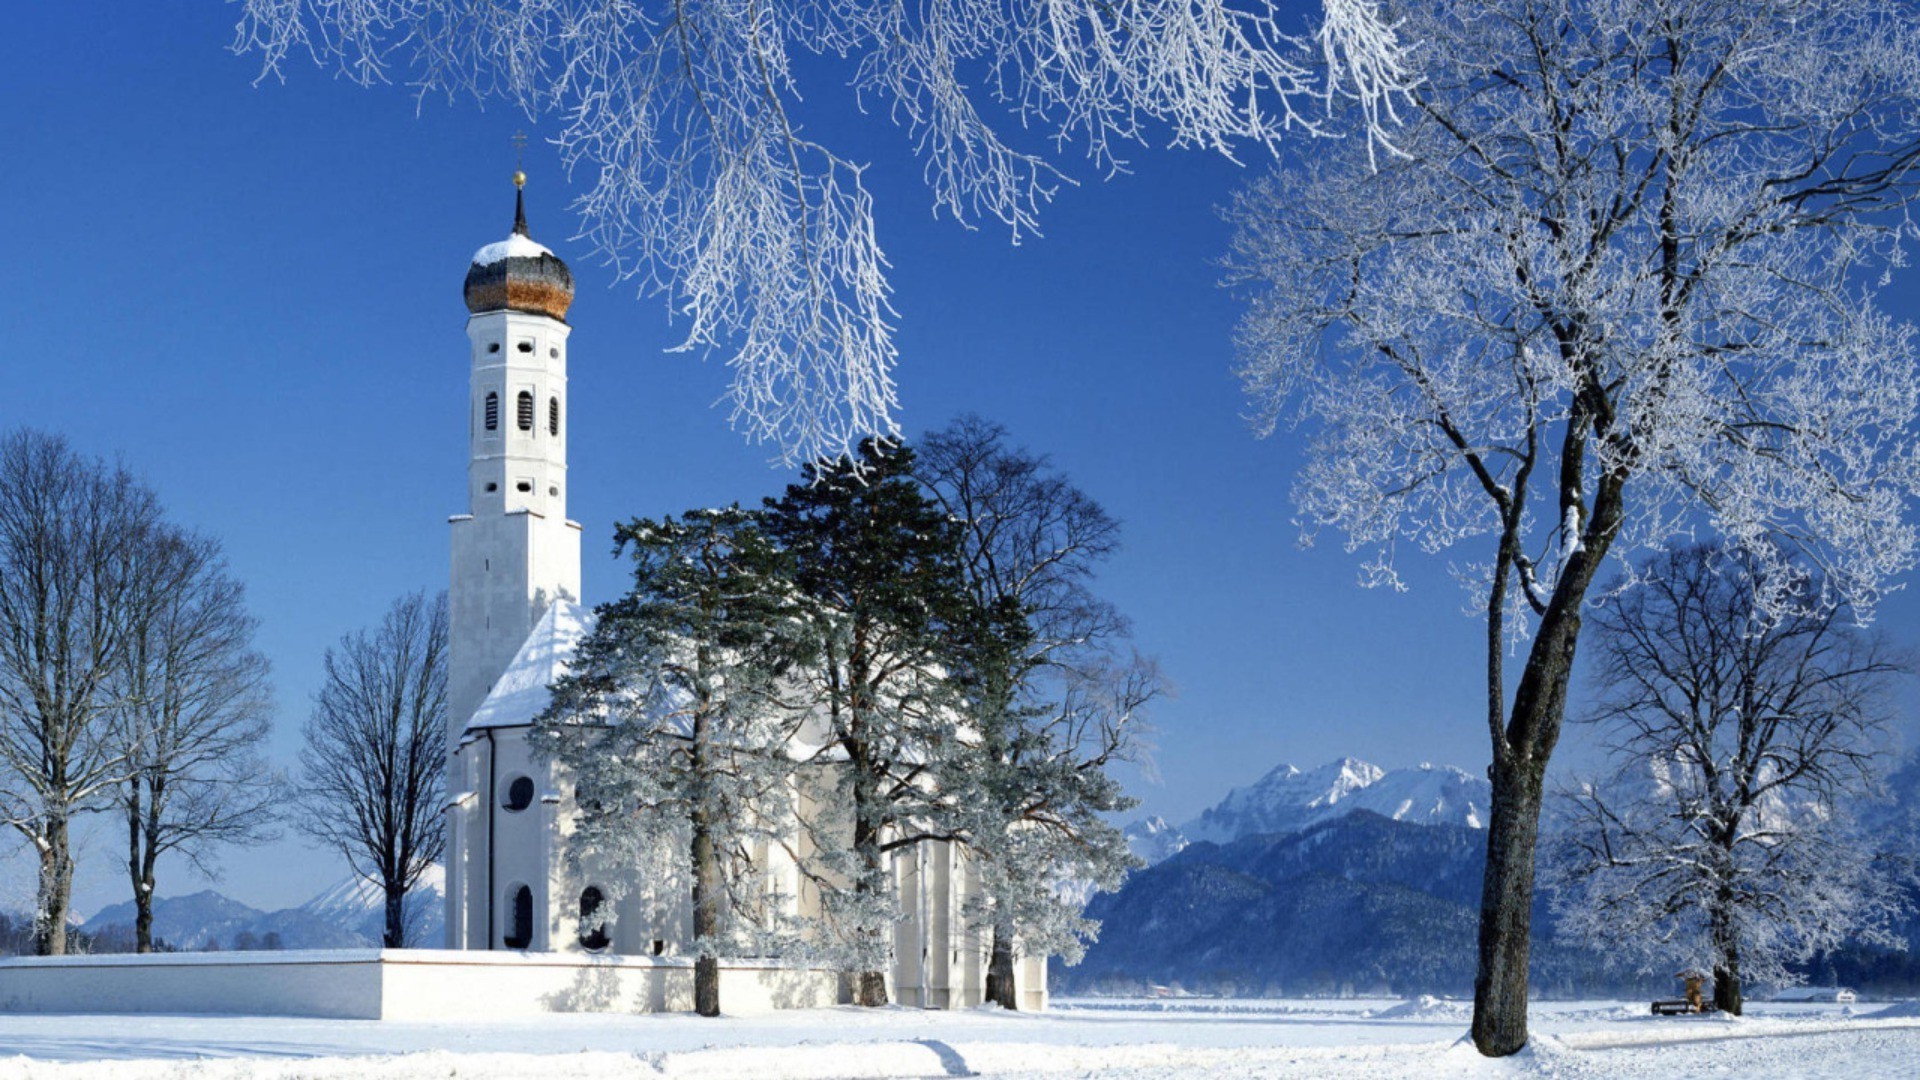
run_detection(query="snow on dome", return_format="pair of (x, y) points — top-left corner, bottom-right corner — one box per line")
(464, 599), (594, 733)
(463, 183), (576, 320)
(471, 232), (555, 267)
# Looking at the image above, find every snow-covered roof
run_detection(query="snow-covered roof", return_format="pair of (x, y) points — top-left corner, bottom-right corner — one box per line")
(471, 232), (555, 266)
(463, 599), (594, 733)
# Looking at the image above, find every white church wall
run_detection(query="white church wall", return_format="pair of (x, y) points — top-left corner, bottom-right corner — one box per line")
(0, 952), (386, 1019)
(0, 952), (842, 1020)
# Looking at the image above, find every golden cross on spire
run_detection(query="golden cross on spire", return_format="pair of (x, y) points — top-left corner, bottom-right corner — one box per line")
(511, 130), (528, 189)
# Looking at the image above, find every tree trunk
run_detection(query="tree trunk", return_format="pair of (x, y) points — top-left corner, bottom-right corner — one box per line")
(127, 784), (156, 953)
(985, 914), (1018, 1010)
(1470, 476), (1619, 1056)
(850, 801), (890, 1007)
(35, 814), (73, 956)
(134, 892), (154, 953)
(384, 882), (407, 948)
(692, 806), (723, 1017)
(1711, 901), (1743, 1015)
(1471, 763), (1546, 1056)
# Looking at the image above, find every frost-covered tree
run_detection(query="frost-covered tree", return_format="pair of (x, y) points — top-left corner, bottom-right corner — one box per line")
(763, 440), (971, 1005)
(957, 656), (1156, 1004)
(0, 430), (165, 955)
(1224, 0), (1920, 1055)
(112, 527), (282, 954)
(915, 416), (1152, 1008)
(298, 591), (448, 948)
(535, 508), (811, 1016)
(231, 0), (1416, 465)
(1551, 546), (1908, 1015)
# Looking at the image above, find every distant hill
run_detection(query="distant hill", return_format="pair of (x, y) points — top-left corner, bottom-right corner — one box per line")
(1063, 811), (1617, 998)
(79, 867), (444, 952)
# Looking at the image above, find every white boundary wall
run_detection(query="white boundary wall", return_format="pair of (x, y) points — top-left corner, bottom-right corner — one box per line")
(0, 950), (841, 1019)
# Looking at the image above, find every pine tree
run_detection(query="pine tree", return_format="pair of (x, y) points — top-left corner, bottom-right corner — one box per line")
(536, 507), (809, 1016)
(763, 440), (972, 1007)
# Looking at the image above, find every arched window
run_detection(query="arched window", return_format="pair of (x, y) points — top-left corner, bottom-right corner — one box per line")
(516, 391), (534, 432)
(504, 885), (533, 949)
(484, 392), (499, 431)
(548, 397), (560, 436)
(502, 775), (535, 812)
(578, 887), (609, 950)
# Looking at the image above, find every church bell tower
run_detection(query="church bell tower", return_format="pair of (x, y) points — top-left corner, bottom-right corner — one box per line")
(447, 171), (583, 751)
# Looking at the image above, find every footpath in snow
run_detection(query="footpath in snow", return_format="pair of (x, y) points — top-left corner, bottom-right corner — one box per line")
(0, 997), (1914, 1078)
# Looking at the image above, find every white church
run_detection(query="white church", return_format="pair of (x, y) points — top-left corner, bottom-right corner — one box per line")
(436, 176), (1046, 1011)
(0, 175), (1044, 1021)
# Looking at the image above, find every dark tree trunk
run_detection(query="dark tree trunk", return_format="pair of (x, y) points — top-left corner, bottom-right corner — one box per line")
(985, 915), (1019, 1010)
(1470, 473), (1622, 1056)
(384, 882), (407, 948)
(1711, 900), (1743, 1015)
(127, 784), (156, 953)
(850, 788), (890, 1008)
(1471, 761), (1546, 1055)
(134, 890), (155, 953)
(35, 813), (73, 956)
(692, 802), (722, 1017)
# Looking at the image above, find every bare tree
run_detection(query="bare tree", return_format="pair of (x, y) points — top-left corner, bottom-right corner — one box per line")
(914, 415), (1151, 1009)
(113, 527), (282, 953)
(230, 0), (1417, 466)
(299, 591), (448, 948)
(0, 430), (163, 954)
(1224, 0), (1920, 1055)
(1550, 546), (1907, 1015)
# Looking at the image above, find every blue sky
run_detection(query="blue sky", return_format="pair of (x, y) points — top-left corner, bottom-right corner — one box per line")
(4, 3), (1917, 917)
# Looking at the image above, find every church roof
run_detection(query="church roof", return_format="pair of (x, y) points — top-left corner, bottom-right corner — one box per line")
(463, 598), (595, 733)
(463, 176), (575, 322)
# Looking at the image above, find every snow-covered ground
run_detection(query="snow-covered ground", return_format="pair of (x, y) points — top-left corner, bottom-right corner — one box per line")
(0, 997), (1913, 1078)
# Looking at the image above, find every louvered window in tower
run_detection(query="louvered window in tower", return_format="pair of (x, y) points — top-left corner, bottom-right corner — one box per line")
(517, 391), (534, 432)
(549, 397), (560, 436)
(484, 392), (499, 431)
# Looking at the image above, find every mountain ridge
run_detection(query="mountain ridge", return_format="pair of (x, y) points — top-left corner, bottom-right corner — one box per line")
(1127, 756), (1491, 865)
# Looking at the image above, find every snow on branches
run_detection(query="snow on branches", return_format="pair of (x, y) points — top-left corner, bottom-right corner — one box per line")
(1548, 546), (1909, 1009)
(231, 0), (1415, 465)
(1226, 0), (1920, 632)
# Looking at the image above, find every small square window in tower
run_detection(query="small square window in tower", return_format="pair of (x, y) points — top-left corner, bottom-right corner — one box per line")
(516, 391), (535, 432)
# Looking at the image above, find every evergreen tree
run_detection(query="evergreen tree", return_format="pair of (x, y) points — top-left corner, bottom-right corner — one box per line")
(535, 507), (810, 1016)
(763, 440), (972, 1007)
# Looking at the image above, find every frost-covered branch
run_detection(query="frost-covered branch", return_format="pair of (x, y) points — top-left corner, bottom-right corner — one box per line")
(1546, 545), (1908, 1012)
(231, 0), (1416, 464)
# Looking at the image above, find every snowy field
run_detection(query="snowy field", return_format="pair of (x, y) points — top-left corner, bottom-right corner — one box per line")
(0, 997), (1914, 1079)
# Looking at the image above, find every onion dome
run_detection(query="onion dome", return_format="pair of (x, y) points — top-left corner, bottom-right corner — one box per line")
(463, 172), (575, 322)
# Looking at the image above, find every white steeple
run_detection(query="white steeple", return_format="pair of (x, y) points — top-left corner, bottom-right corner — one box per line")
(447, 172), (583, 752)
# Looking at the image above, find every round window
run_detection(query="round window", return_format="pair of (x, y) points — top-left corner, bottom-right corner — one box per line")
(502, 775), (536, 812)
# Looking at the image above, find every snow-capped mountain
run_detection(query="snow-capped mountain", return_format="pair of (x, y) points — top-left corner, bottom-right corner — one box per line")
(1123, 816), (1190, 865)
(81, 867), (445, 952)
(1177, 758), (1487, 849)
(81, 889), (363, 951)
(299, 864), (445, 945)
